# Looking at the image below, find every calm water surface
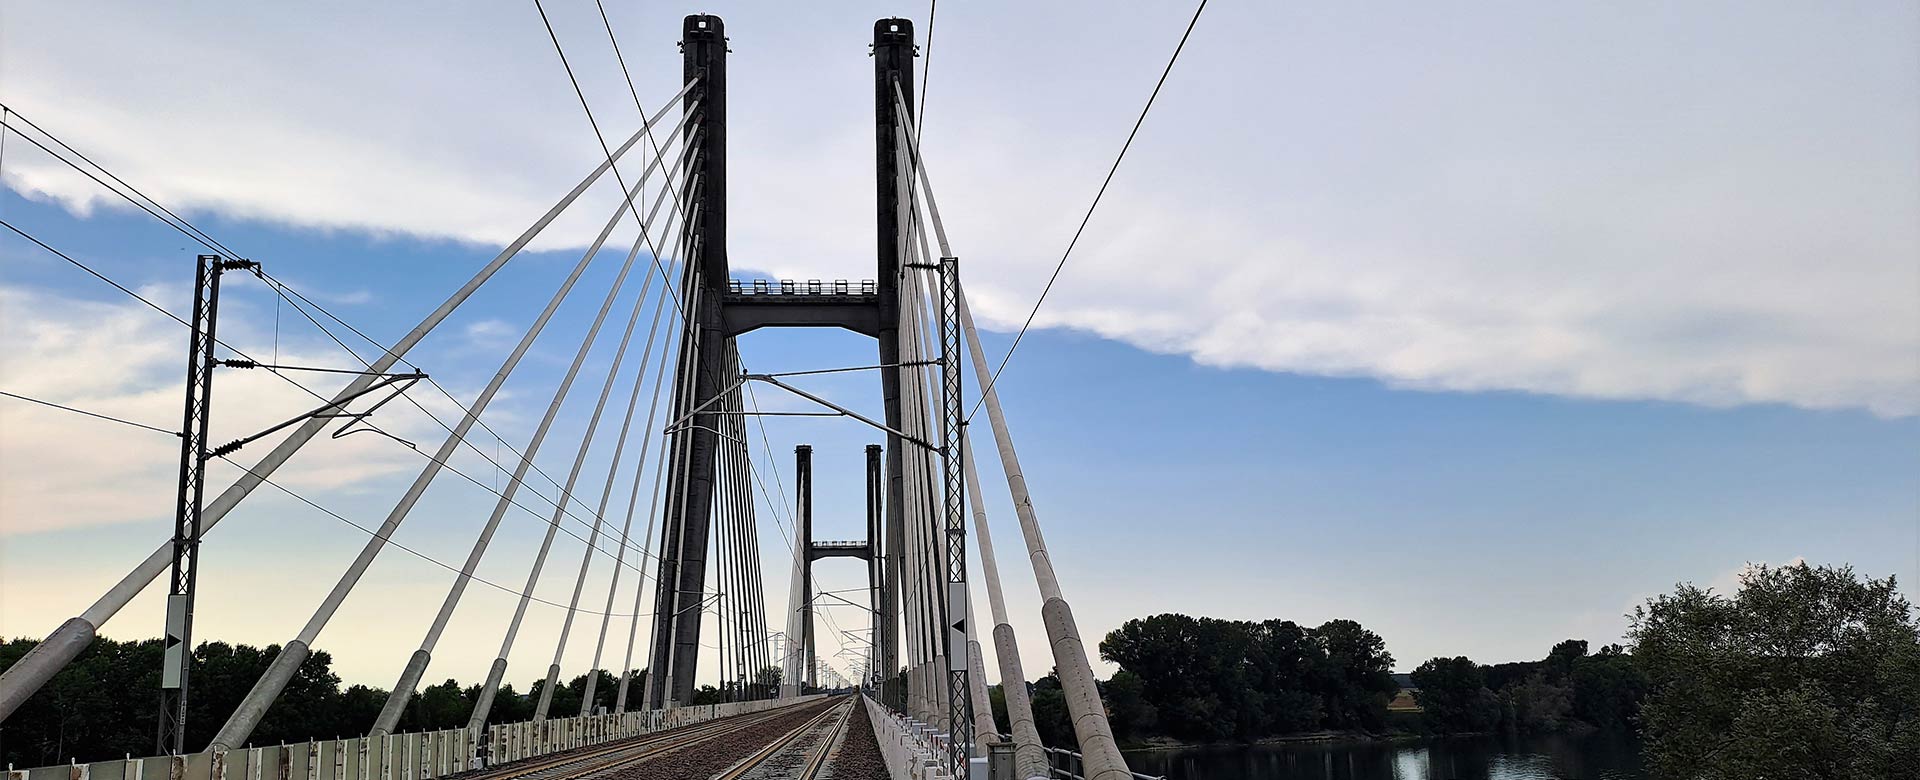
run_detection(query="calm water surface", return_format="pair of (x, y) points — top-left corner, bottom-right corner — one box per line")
(1123, 731), (1645, 780)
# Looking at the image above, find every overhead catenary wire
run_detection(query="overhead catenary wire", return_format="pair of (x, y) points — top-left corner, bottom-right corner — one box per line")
(255, 269), (626, 531)
(917, 0), (937, 133)
(0, 105), (242, 259)
(255, 243), (668, 573)
(0, 121), (664, 569)
(0, 87), (692, 729)
(0, 104), (648, 550)
(964, 0), (1209, 420)
(214, 454), (649, 619)
(0, 84), (696, 532)
(205, 124), (681, 751)
(250, 268), (664, 581)
(533, 0), (689, 322)
(0, 219), (459, 483)
(0, 389), (180, 438)
(3, 102), (526, 488)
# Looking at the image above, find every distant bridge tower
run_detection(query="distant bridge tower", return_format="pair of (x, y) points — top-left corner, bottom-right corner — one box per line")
(787, 445), (883, 693)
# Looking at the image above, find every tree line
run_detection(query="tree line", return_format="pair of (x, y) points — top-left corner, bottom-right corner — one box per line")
(1408, 638), (1644, 735)
(984, 562), (1917, 780)
(9, 562), (1912, 778)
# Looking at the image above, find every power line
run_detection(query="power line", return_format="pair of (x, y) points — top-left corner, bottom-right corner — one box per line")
(0, 217), (663, 580)
(0, 389), (180, 437)
(590, 0), (695, 302)
(257, 268), (667, 570)
(0, 106), (11, 213)
(0, 107), (591, 524)
(966, 0), (1209, 420)
(530, 0), (688, 321)
(0, 105), (242, 260)
(0, 104), (627, 531)
(0, 386), (650, 617)
(917, 0), (937, 133)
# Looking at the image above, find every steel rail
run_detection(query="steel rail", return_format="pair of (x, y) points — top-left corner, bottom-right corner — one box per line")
(710, 698), (852, 780)
(474, 698), (840, 780)
(466, 704), (791, 780)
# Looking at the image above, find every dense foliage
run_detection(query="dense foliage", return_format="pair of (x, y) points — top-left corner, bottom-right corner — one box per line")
(1628, 562), (1920, 779)
(0, 638), (645, 768)
(1410, 640), (1646, 736)
(1094, 615), (1398, 742)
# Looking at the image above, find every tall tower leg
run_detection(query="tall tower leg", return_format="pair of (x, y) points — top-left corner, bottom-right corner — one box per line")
(647, 12), (729, 710)
(873, 14), (915, 713)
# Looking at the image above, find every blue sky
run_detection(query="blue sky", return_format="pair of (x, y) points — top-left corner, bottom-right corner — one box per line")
(2, 1), (1917, 692)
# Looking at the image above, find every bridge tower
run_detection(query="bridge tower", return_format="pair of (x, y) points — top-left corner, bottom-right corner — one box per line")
(787, 444), (883, 694)
(646, 14), (922, 709)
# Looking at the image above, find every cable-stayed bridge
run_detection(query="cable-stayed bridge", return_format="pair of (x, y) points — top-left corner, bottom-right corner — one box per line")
(0, 14), (1155, 780)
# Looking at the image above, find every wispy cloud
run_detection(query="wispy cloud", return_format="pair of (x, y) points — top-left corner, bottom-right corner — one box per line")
(2, 0), (1913, 420)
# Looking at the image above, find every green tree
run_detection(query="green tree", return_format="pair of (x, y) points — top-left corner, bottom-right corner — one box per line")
(1503, 673), (1571, 734)
(1308, 619), (1396, 732)
(1410, 656), (1497, 734)
(487, 683), (533, 725)
(395, 679), (472, 732)
(1100, 670), (1157, 741)
(1630, 562), (1920, 778)
(1544, 639), (1587, 682)
(1027, 674), (1075, 748)
(1100, 613), (1398, 740)
(687, 685), (723, 706)
(1569, 645), (1645, 731)
(988, 683), (1009, 735)
(1246, 620), (1322, 734)
(754, 665), (781, 690)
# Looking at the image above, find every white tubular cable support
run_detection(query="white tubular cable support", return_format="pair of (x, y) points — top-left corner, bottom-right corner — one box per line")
(0, 82), (694, 726)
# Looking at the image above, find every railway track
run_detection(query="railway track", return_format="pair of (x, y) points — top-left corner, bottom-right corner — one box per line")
(710, 697), (854, 780)
(462, 698), (840, 780)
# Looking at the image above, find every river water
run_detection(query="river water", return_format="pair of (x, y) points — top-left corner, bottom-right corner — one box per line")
(1122, 731), (1646, 780)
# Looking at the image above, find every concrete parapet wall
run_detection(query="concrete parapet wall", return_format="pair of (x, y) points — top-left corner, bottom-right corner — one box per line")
(864, 693), (978, 780)
(4, 696), (826, 780)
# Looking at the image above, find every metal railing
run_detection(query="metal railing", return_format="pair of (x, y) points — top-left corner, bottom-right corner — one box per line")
(727, 278), (876, 295)
(998, 733), (1165, 780)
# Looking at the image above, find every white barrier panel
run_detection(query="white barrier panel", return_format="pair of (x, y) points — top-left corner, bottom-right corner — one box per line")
(5, 696), (828, 780)
(864, 693), (979, 780)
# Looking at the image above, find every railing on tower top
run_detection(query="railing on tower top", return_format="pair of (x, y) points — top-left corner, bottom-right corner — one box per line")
(726, 278), (877, 295)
